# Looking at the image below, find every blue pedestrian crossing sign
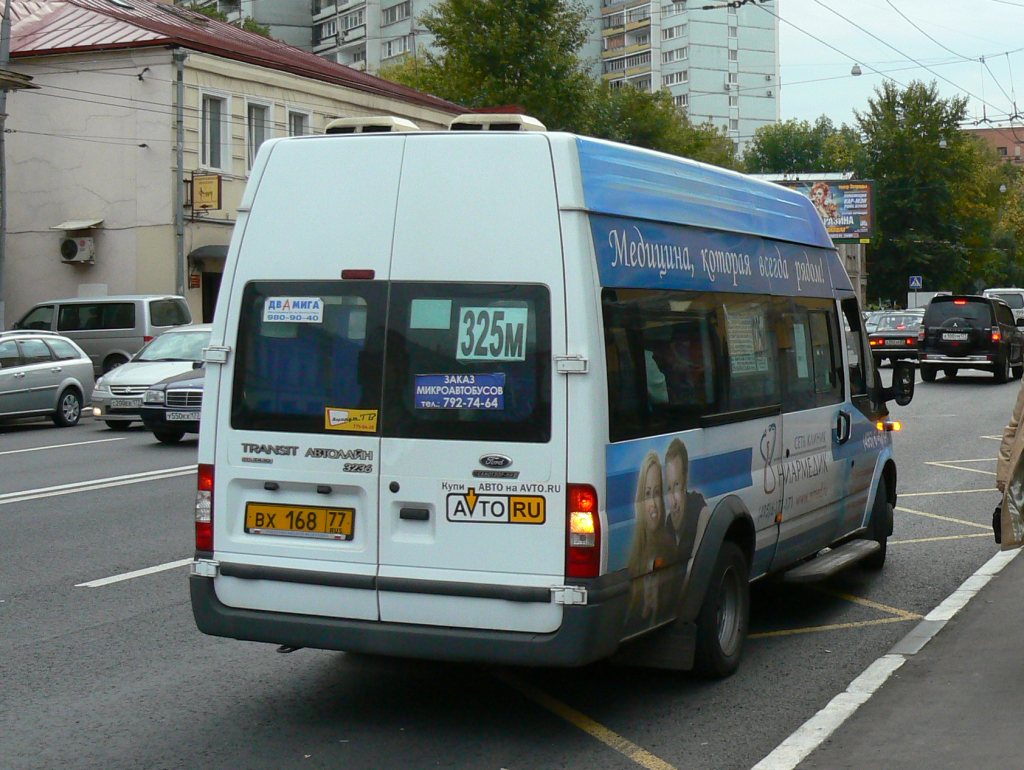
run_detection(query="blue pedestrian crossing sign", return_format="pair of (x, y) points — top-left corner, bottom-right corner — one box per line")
(909, 275), (923, 290)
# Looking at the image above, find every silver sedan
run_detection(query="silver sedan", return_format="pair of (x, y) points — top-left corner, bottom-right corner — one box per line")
(0, 331), (94, 427)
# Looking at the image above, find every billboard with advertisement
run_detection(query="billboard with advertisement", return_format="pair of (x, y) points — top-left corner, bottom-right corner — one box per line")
(780, 179), (874, 242)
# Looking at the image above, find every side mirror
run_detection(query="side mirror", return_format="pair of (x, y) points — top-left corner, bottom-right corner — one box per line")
(1015, 318), (1024, 328)
(889, 361), (915, 406)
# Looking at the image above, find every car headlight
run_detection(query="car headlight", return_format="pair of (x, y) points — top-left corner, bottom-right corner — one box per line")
(93, 379), (111, 396)
(143, 390), (165, 404)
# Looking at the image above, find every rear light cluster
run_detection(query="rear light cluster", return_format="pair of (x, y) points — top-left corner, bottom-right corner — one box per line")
(992, 330), (1002, 342)
(195, 463), (214, 552)
(566, 484), (600, 578)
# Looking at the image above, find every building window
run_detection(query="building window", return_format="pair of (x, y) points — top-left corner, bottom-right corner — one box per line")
(603, 12), (625, 29)
(633, 32), (650, 46)
(728, 72), (738, 85)
(624, 51), (652, 69)
(663, 23), (686, 40)
(729, 49), (738, 61)
(998, 146), (1008, 156)
(673, 94), (688, 108)
(729, 118), (739, 131)
(288, 111), (309, 137)
(728, 25), (737, 38)
(248, 103), (270, 169)
(662, 1), (686, 15)
(605, 33), (626, 51)
(603, 58), (626, 74)
(315, 19), (336, 44)
(662, 46), (687, 63)
(632, 77), (652, 91)
(382, 35), (410, 59)
(663, 70), (688, 86)
(626, 4), (651, 24)
(382, 1), (411, 25)
(729, 94), (738, 107)
(342, 9), (365, 30)
(201, 94), (227, 170)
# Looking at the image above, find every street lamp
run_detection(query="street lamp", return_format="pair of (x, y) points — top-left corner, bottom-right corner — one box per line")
(850, 64), (862, 76)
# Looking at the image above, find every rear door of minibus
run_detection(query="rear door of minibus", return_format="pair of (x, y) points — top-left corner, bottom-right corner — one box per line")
(376, 133), (569, 634)
(209, 135), (400, 622)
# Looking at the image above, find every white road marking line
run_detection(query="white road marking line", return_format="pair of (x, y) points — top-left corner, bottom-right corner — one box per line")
(0, 465), (197, 506)
(899, 489), (992, 497)
(76, 558), (192, 588)
(924, 461), (995, 476)
(751, 548), (1021, 770)
(895, 505), (991, 530)
(0, 437), (126, 456)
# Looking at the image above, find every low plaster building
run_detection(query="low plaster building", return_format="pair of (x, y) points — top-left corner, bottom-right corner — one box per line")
(2, 0), (462, 327)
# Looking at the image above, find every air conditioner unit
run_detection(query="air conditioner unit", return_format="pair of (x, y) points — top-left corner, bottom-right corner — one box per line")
(60, 236), (95, 263)
(449, 114), (547, 132)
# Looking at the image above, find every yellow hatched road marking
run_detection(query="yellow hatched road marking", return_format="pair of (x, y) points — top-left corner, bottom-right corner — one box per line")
(494, 671), (678, 770)
(750, 615), (915, 639)
(812, 589), (921, 620)
(895, 505), (991, 530)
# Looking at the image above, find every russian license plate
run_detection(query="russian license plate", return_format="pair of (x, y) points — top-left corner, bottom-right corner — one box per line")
(166, 411), (199, 421)
(942, 332), (969, 341)
(245, 502), (355, 540)
(889, 339), (905, 346)
(110, 398), (140, 409)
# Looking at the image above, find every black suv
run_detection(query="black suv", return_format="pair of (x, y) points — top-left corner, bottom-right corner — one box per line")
(918, 294), (1024, 382)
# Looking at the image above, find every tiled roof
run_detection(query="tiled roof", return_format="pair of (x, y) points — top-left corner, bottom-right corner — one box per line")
(11, 0), (464, 114)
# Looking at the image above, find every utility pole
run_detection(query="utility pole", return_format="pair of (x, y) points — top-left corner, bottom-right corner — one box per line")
(0, 0), (12, 329)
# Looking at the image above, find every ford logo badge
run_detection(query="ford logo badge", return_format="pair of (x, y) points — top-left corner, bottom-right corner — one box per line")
(480, 454), (512, 469)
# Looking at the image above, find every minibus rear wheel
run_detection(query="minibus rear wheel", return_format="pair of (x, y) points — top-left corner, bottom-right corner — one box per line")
(693, 541), (749, 678)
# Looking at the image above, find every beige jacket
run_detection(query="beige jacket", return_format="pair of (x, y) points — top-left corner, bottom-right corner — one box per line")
(997, 381), (1024, 490)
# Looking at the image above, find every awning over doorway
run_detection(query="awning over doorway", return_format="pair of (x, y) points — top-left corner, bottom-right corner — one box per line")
(188, 244), (229, 266)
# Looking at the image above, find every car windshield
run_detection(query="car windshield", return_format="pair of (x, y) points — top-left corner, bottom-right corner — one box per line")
(876, 314), (922, 331)
(136, 330), (210, 362)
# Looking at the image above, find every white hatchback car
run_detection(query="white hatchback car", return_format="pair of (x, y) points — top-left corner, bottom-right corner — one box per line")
(91, 324), (212, 430)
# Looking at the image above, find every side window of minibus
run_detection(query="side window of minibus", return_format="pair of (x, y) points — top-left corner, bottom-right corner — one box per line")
(840, 298), (869, 398)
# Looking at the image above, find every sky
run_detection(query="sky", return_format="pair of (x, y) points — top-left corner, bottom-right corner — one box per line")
(775, 0), (1024, 128)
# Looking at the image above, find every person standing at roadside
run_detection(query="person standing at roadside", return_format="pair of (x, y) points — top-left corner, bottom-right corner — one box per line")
(996, 382), (1024, 548)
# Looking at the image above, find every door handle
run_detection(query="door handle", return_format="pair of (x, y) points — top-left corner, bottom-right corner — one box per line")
(50, 367), (62, 373)
(835, 410), (852, 444)
(13, 372), (25, 379)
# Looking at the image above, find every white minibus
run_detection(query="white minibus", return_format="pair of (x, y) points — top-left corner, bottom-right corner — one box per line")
(190, 121), (914, 676)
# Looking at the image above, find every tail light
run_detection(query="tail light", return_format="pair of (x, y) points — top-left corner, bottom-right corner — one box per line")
(918, 327), (925, 342)
(906, 338), (916, 346)
(566, 484), (600, 578)
(195, 463), (214, 553)
(143, 335), (154, 343)
(992, 330), (1002, 342)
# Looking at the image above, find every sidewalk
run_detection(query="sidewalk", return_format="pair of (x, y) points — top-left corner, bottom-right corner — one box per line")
(757, 547), (1024, 770)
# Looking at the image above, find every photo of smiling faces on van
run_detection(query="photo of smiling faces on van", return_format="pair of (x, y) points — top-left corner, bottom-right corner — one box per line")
(626, 450), (673, 631)
(658, 438), (708, 620)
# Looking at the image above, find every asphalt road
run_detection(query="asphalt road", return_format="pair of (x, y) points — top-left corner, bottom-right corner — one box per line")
(0, 369), (1014, 770)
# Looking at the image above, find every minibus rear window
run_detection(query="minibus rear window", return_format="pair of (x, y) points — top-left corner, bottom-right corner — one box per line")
(382, 283), (551, 443)
(231, 281), (386, 433)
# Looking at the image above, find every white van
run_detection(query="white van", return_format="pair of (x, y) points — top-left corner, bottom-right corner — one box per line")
(190, 123), (914, 676)
(983, 288), (1024, 323)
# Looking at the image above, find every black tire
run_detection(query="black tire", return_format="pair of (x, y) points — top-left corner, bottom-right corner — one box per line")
(52, 388), (82, 427)
(102, 355), (128, 374)
(862, 482), (892, 570)
(693, 541), (749, 678)
(105, 420), (133, 431)
(995, 355), (1010, 383)
(921, 367), (937, 382)
(153, 429), (184, 445)
(944, 367), (957, 379)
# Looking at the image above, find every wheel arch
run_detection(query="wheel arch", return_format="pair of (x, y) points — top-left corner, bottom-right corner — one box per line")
(678, 495), (754, 624)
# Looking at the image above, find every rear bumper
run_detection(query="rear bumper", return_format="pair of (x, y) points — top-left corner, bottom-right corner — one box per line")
(919, 353), (995, 367)
(190, 571), (630, 667)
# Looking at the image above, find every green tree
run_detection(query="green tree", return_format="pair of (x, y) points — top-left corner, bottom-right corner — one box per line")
(743, 117), (862, 174)
(582, 84), (739, 168)
(187, 4), (271, 37)
(855, 80), (1003, 299)
(381, 0), (593, 131)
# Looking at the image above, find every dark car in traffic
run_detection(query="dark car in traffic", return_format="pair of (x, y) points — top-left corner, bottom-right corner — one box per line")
(139, 366), (204, 443)
(918, 294), (1024, 382)
(868, 310), (924, 366)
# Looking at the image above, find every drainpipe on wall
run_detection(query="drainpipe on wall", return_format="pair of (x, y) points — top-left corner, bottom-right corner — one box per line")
(0, 0), (12, 329)
(174, 47), (186, 297)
